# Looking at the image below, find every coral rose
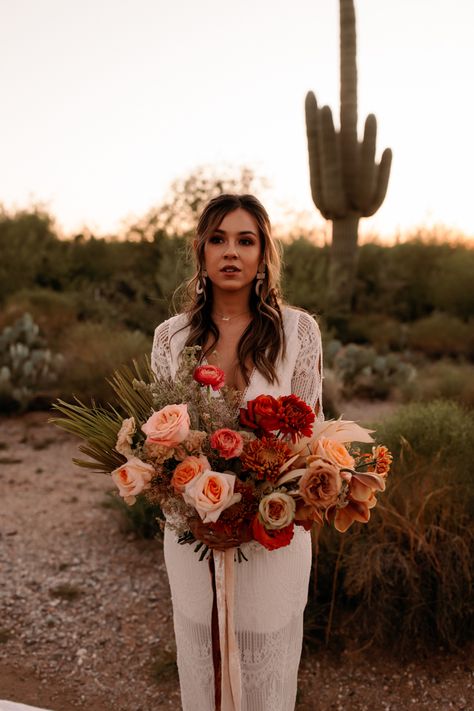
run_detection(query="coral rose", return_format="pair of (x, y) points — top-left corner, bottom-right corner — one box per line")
(210, 428), (244, 459)
(252, 516), (294, 551)
(298, 457), (342, 512)
(183, 471), (242, 523)
(171, 455), (210, 493)
(142, 404), (190, 447)
(111, 456), (154, 505)
(259, 492), (296, 530)
(193, 365), (225, 390)
(115, 417), (136, 457)
(309, 437), (354, 470)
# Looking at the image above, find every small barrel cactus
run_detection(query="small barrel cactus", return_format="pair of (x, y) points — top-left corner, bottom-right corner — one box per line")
(0, 313), (64, 411)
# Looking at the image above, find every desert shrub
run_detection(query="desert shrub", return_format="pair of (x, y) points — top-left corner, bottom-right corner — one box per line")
(282, 238), (328, 313)
(307, 401), (474, 653)
(332, 342), (416, 399)
(0, 313), (64, 412)
(344, 314), (407, 352)
(57, 323), (151, 404)
(0, 288), (80, 346)
(403, 360), (474, 408)
(407, 312), (474, 358)
(430, 248), (474, 320)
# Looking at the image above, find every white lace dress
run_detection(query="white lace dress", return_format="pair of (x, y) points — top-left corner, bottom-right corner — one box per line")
(151, 306), (323, 711)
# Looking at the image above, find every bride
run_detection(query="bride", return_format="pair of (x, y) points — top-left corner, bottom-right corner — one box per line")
(151, 193), (323, 711)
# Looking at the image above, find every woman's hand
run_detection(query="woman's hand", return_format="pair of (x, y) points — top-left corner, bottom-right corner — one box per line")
(189, 518), (252, 551)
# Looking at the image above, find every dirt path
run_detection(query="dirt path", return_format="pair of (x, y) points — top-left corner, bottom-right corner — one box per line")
(0, 413), (472, 711)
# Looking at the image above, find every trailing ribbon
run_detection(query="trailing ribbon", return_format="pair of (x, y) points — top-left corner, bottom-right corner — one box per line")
(210, 549), (242, 711)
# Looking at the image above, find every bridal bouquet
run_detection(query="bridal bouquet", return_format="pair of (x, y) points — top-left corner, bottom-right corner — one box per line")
(52, 346), (392, 555)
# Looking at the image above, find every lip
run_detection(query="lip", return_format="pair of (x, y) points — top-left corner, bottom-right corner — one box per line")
(220, 267), (241, 273)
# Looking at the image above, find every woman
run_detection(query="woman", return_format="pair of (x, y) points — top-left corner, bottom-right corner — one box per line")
(151, 194), (323, 711)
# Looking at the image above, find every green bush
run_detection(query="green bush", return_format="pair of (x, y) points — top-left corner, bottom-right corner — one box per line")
(307, 401), (474, 653)
(403, 360), (474, 409)
(1, 288), (80, 346)
(407, 312), (474, 358)
(345, 314), (407, 351)
(430, 249), (474, 320)
(57, 323), (152, 404)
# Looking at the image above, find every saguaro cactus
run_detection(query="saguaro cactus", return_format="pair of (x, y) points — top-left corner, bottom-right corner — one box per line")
(305, 0), (392, 331)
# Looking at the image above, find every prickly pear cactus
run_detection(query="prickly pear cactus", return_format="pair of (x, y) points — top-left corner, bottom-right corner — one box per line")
(305, 0), (392, 332)
(0, 313), (63, 411)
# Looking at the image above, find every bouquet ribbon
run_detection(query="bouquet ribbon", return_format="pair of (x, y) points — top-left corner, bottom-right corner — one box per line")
(211, 549), (242, 711)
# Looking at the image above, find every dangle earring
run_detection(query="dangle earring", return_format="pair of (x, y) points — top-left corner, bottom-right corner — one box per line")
(255, 263), (266, 297)
(196, 269), (208, 296)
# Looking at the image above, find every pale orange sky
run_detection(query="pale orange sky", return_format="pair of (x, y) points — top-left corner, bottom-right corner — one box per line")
(1, 0), (473, 239)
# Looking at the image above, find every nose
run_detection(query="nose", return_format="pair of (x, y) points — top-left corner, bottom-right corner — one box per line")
(223, 241), (238, 257)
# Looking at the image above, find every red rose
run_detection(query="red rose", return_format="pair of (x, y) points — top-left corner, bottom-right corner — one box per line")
(240, 395), (280, 432)
(277, 395), (315, 443)
(251, 515), (294, 551)
(193, 365), (225, 390)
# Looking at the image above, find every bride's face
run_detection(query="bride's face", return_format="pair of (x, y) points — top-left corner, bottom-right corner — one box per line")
(203, 208), (262, 294)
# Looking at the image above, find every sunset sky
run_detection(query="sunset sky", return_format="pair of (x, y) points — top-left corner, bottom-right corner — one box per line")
(1, 0), (473, 239)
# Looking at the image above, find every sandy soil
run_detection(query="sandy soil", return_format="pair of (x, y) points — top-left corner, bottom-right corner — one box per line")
(0, 413), (473, 711)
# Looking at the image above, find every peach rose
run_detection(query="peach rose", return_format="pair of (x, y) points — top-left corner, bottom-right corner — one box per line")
(183, 470), (242, 523)
(298, 457), (342, 511)
(111, 456), (154, 505)
(309, 437), (354, 470)
(142, 404), (190, 447)
(115, 417), (136, 457)
(210, 428), (244, 459)
(259, 492), (296, 530)
(171, 455), (210, 493)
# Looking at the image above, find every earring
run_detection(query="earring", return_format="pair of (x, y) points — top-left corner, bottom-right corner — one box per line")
(255, 264), (266, 297)
(196, 269), (207, 296)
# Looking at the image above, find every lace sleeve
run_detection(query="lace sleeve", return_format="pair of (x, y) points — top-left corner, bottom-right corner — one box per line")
(151, 320), (172, 379)
(291, 311), (324, 420)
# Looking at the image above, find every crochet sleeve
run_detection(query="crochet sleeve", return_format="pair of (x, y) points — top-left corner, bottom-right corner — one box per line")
(151, 320), (172, 380)
(291, 311), (324, 420)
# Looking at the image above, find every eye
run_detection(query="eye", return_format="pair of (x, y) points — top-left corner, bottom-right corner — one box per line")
(208, 236), (223, 244)
(240, 238), (254, 246)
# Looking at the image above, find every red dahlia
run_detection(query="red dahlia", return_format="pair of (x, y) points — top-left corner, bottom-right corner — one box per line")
(277, 395), (315, 443)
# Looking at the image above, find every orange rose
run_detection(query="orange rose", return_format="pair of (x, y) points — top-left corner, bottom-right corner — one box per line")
(142, 404), (190, 447)
(171, 455), (210, 493)
(309, 437), (354, 470)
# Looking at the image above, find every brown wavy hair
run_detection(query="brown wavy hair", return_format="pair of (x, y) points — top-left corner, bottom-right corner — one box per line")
(175, 193), (286, 386)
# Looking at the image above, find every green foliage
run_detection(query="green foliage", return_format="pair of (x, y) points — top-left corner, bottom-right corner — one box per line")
(307, 401), (474, 653)
(0, 313), (63, 412)
(407, 312), (474, 358)
(331, 341), (416, 399)
(281, 238), (328, 312)
(430, 248), (474, 319)
(404, 360), (474, 408)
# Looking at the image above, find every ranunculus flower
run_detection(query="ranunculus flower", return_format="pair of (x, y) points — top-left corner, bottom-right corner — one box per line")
(183, 470), (242, 523)
(239, 394), (281, 432)
(111, 456), (154, 505)
(298, 457), (342, 512)
(171, 455), (210, 493)
(142, 404), (190, 447)
(309, 437), (354, 470)
(210, 428), (244, 459)
(251, 516), (294, 551)
(115, 416), (136, 457)
(193, 365), (225, 390)
(259, 492), (296, 530)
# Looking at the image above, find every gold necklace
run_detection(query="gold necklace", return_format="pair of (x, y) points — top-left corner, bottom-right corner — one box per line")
(212, 309), (251, 322)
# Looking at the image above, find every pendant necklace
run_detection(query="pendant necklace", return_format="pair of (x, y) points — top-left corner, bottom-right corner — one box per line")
(213, 309), (251, 322)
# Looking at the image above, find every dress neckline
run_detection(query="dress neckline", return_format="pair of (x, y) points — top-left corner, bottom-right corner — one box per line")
(202, 355), (257, 409)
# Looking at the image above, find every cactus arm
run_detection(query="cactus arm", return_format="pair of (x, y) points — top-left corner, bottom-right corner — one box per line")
(320, 106), (347, 218)
(305, 91), (328, 217)
(339, 0), (359, 202)
(358, 113), (377, 211)
(363, 147), (393, 217)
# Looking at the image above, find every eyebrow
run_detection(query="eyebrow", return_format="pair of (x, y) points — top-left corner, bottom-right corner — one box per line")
(213, 228), (258, 236)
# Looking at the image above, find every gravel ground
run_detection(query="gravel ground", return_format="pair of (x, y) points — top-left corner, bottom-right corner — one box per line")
(0, 413), (473, 711)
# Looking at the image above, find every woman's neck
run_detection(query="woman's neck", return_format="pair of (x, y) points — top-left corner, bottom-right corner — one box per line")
(211, 287), (252, 319)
